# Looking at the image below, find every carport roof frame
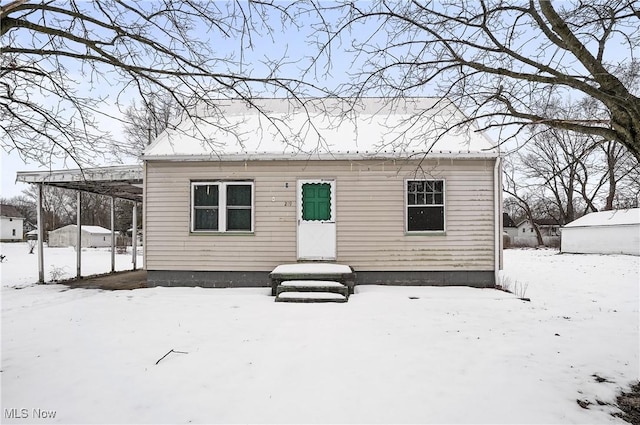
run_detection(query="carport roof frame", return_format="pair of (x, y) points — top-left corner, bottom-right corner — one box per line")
(16, 164), (143, 202)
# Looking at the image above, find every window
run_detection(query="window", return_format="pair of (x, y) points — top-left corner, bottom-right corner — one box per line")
(191, 181), (253, 232)
(406, 180), (445, 232)
(12, 229), (16, 236)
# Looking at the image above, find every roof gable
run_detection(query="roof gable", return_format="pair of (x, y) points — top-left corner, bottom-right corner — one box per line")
(0, 204), (24, 219)
(144, 97), (498, 161)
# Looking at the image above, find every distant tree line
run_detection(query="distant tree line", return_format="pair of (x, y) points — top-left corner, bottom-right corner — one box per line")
(503, 129), (639, 245)
(1, 186), (140, 242)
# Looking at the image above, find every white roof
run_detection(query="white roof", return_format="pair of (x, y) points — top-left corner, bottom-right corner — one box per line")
(144, 98), (498, 161)
(564, 208), (640, 228)
(51, 225), (113, 234)
(81, 225), (113, 234)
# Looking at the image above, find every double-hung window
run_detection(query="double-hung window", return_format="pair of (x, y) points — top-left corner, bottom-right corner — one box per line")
(406, 180), (445, 232)
(191, 181), (254, 232)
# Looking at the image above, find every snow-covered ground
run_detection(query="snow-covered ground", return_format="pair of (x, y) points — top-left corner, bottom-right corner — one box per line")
(1, 245), (638, 424)
(0, 242), (143, 286)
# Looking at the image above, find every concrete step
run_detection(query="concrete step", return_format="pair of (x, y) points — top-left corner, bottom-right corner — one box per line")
(275, 291), (347, 303)
(270, 263), (356, 296)
(276, 280), (349, 297)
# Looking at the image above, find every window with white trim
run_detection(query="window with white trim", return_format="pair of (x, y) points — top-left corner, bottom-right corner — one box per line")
(191, 181), (254, 232)
(406, 180), (445, 232)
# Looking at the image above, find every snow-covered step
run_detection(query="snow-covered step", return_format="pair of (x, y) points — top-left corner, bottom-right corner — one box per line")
(280, 279), (345, 288)
(276, 280), (349, 297)
(275, 291), (347, 303)
(269, 263), (356, 296)
(271, 263), (353, 275)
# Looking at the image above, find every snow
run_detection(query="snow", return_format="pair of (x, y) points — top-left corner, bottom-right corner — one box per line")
(564, 208), (640, 227)
(51, 224), (113, 234)
(280, 280), (345, 288)
(1, 248), (638, 424)
(0, 242), (143, 286)
(271, 263), (353, 275)
(277, 292), (346, 300)
(144, 98), (497, 160)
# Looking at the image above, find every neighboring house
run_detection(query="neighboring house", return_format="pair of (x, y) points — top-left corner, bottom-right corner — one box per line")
(48, 225), (113, 248)
(561, 208), (640, 256)
(25, 229), (39, 240)
(142, 97), (502, 288)
(516, 218), (561, 237)
(512, 218), (561, 247)
(23, 220), (37, 234)
(0, 204), (25, 242)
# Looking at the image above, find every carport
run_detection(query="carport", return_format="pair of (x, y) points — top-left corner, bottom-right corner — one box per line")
(16, 165), (143, 283)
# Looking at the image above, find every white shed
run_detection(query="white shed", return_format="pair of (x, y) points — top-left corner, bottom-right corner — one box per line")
(48, 225), (113, 248)
(561, 208), (640, 256)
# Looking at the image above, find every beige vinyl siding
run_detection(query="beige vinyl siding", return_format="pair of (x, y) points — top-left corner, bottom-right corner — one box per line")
(144, 159), (496, 271)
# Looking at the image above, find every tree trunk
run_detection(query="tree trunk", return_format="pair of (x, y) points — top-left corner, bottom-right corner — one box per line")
(604, 145), (617, 210)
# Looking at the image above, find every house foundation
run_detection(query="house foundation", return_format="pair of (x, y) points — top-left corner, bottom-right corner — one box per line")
(146, 269), (495, 289)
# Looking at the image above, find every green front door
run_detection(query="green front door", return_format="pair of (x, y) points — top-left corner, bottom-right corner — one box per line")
(298, 179), (336, 260)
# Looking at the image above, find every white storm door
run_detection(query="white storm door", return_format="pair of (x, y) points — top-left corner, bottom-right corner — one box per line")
(297, 179), (336, 260)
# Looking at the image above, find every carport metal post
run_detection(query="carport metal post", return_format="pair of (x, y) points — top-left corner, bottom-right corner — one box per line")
(77, 191), (82, 279)
(111, 196), (115, 273)
(132, 202), (137, 271)
(37, 184), (44, 284)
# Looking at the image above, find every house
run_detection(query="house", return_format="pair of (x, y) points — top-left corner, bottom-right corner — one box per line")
(0, 204), (25, 242)
(512, 218), (561, 247)
(142, 97), (502, 289)
(561, 208), (640, 256)
(516, 218), (561, 237)
(48, 225), (113, 248)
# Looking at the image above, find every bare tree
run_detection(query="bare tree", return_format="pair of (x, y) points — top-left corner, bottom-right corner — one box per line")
(10, 186), (141, 240)
(301, 0), (640, 161)
(508, 126), (639, 227)
(502, 157), (544, 246)
(519, 128), (595, 224)
(20, 185), (76, 238)
(77, 192), (111, 228)
(122, 94), (180, 158)
(596, 139), (640, 210)
(0, 194), (36, 225)
(1, 1), (324, 167)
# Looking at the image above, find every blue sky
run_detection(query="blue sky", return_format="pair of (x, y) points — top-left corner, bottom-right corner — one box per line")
(1, 2), (401, 198)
